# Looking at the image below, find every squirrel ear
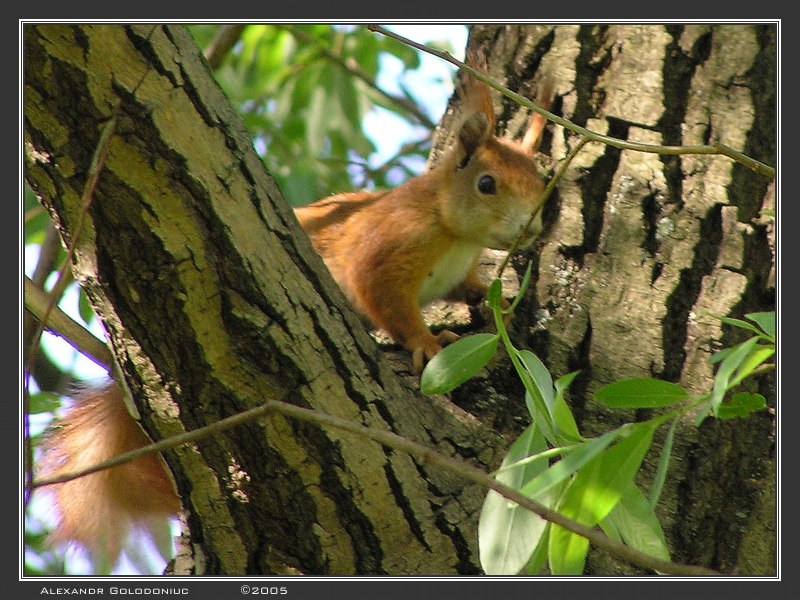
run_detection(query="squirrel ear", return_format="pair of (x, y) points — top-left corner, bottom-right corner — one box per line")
(520, 78), (554, 155)
(458, 111), (491, 165)
(520, 111), (547, 155)
(455, 51), (496, 165)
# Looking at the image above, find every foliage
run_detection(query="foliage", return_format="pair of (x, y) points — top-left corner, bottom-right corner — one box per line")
(188, 24), (436, 207)
(421, 267), (774, 575)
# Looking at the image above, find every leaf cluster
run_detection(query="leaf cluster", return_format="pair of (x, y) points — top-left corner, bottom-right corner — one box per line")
(420, 267), (774, 575)
(189, 24), (433, 206)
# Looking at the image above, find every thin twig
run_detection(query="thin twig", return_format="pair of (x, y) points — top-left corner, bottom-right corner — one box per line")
(32, 397), (719, 576)
(31, 402), (276, 488)
(204, 24), (247, 71)
(367, 25), (775, 179)
(497, 135), (591, 277)
(24, 223), (64, 356)
(281, 25), (437, 130)
(23, 99), (121, 507)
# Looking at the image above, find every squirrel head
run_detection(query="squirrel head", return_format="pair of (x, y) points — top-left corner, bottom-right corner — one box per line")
(438, 54), (550, 251)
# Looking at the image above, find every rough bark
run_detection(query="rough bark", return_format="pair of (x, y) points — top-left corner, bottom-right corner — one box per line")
(24, 23), (776, 577)
(445, 24), (776, 575)
(24, 24), (504, 576)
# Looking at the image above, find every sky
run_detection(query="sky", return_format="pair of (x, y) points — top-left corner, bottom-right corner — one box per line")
(365, 25), (468, 175)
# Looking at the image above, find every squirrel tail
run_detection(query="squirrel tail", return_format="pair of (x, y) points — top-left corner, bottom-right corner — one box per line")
(39, 383), (181, 564)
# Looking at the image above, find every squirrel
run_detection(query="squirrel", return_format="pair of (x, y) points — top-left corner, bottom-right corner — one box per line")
(295, 63), (550, 371)
(37, 58), (552, 568)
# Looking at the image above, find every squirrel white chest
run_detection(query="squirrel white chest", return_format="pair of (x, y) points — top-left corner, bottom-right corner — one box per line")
(418, 241), (483, 306)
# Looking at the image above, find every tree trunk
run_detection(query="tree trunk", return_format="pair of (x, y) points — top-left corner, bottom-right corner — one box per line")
(453, 24), (776, 575)
(24, 23), (776, 576)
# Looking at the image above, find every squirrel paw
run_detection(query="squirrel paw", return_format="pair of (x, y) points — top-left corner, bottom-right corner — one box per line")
(411, 330), (461, 374)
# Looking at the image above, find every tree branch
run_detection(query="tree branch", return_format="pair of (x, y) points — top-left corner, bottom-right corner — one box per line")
(281, 25), (437, 130)
(203, 24), (247, 71)
(24, 276), (114, 372)
(31, 397), (719, 577)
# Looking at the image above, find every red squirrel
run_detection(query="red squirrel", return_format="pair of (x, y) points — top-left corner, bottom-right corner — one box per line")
(38, 60), (552, 567)
(295, 66), (549, 371)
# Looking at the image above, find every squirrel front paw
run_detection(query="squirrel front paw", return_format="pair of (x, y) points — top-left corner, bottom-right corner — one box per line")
(411, 330), (461, 374)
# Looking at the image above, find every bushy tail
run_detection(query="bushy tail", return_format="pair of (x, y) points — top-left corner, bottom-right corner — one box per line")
(39, 383), (180, 564)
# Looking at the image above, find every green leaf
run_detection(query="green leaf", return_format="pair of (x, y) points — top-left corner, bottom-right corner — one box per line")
(485, 278), (503, 311)
(420, 333), (499, 395)
(25, 183), (52, 246)
(520, 427), (624, 500)
(553, 371), (582, 442)
(745, 311), (776, 340)
(713, 315), (765, 337)
(527, 392), (557, 447)
(710, 347), (734, 364)
(599, 511), (622, 542)
(710, 337), (760, 415)
(517, 350), (555, 410)
(279, 158), (323, 207)
(565, 422), (657, 524)
(305, 77), (334, 156)
(555, 371), (580, 394)
(649, 417), (677, 509)
(479, 425), (550, 575)
(548, 422), (657, 575)
(717, 392), (767, 420)
(28, 391), (62, 415)
(548, 519), (590, 576)
(348, 32), (380, 76)
(524, 524), (551, 575)
(729, 345), (775, 388)
(595, 378), (689, 409)
(517, 350), (559, 443)
(330, 68), (360, 130)
(492, 445), (569, 478)
(603, 484), (670, 564)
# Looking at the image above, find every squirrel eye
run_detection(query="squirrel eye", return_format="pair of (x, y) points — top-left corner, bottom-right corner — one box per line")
(477, 174), (497, 195)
